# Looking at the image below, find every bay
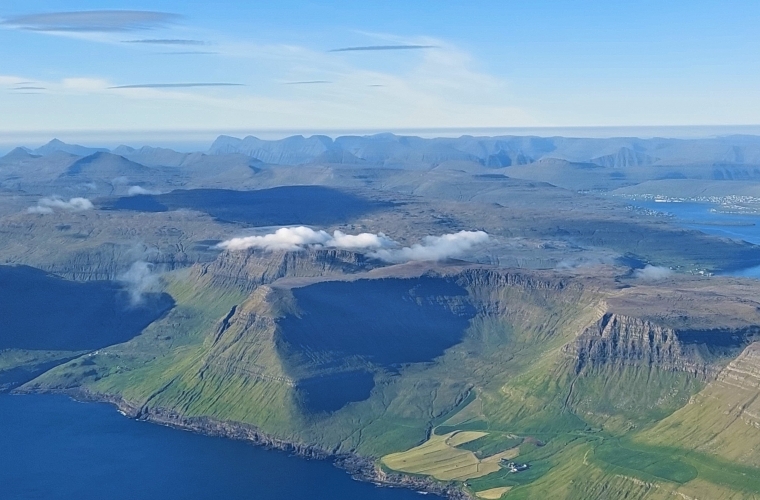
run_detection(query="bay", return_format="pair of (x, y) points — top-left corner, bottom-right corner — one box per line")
(629, 200), (760, 276)
(0, 394), (440, 500)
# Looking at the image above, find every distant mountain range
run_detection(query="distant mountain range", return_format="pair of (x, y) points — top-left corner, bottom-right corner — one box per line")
(10, 134), (760, 170)
(208, 133), (760, 167)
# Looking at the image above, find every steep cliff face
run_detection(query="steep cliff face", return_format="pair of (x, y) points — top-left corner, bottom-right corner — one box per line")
(191, 248), (373, 291)
(567, 312), (757, 380)
(567, 312), (718, 379)
(457, 268), (585, 313)
(40, 243), (204, 281)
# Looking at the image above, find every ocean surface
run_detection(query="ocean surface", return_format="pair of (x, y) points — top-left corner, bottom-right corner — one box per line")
(629, 200), (760, 276)
(0, 394), (440, 500)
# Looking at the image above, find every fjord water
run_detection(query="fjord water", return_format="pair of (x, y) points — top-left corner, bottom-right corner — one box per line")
(1, 395), (440, 500)
(629, 200), (760, 276)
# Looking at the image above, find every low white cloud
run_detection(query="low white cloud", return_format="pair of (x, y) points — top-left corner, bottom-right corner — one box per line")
(633, 265), (673, 281)
(370, 231), (490, 263)
(329, 230), (394, 250)
(127, 185), (158, 195)
(217, 227), (489, 263)
(28, 196), (93, 214)
(27, 206), (55, 215)
(216, 226), (393, 252)
(117, 261), (161, 306)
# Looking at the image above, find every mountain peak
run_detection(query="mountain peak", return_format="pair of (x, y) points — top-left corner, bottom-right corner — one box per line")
(0, 147), (39, 162)
(33, 139), (108, 157)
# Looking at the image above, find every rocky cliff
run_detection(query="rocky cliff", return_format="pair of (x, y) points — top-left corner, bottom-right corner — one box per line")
(569, 313), (713, 378)
(191, 248), (374, 291)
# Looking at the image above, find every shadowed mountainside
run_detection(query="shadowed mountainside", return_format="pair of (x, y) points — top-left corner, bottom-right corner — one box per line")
(0, 265), (173, 351)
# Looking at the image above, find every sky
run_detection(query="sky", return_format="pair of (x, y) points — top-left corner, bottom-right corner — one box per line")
(1, 1), (760, 146)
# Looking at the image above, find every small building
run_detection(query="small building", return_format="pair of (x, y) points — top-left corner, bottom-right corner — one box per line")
(501, 461), (530, 473)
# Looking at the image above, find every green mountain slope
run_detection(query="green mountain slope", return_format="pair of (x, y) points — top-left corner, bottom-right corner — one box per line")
(17, 248), (760, 499)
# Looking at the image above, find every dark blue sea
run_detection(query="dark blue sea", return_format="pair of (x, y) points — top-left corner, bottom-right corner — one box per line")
(629, 200), (760, 277)
(0, 394), (440, 500)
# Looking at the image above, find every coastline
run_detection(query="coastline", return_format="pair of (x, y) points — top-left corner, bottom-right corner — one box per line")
(26, 388), (473, 500)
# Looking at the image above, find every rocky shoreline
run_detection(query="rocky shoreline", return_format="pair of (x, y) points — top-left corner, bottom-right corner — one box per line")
(45, 388), (473, 500)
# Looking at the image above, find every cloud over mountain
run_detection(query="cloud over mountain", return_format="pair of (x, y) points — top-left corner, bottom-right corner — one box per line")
(217, 227), (394, 252)
(217, 227), (489, 262)
(633, 265), (673, 281)
(127, 186), (159, 196)
(28, 196), (94, 214)
(117, 261), (161, 306)
(370, 231), (490, 263)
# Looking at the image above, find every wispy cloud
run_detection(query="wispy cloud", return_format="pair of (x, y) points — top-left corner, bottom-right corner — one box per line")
(284, 80), (332, 85)
(0, 34), (535, 130)
(161, 51), (218, 55)
(109, 82), (244, 89)
(117, 261), (162, 306)
(2, 10), (179, 32)
(123, 38), (206, 45)
(127, 185), (160, 195)
(633, 265), (673, 281)
(0, 76), (30, 85)
(14, 86), (46, 90)
(329, 45), (437, 52)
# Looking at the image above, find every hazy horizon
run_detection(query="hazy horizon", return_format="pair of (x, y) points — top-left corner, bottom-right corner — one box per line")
(4, 124), (760, 155)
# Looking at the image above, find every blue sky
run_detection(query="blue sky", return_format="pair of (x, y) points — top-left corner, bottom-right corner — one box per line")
(1, 1), (760, 143)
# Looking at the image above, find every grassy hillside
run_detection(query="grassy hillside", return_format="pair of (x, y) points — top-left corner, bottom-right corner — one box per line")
(18, 260), (760, 499)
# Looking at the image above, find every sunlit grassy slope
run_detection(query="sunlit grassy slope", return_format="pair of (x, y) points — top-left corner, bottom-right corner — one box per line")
(23, 264), (760, 499)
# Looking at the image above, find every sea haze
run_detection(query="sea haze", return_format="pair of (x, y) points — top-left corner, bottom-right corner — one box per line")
(0, 395), (441, 500)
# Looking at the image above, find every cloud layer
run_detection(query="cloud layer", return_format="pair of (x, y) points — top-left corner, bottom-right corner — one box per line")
(216, 227), (489, 263)
(3, 10), (179, 32)
(28, 196), (94, 214)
